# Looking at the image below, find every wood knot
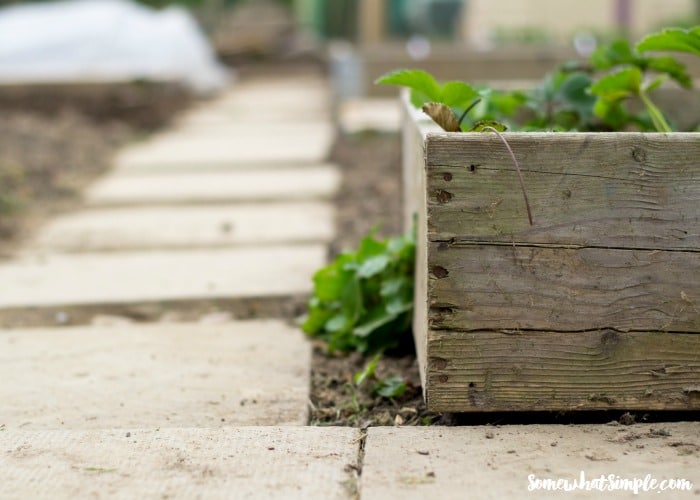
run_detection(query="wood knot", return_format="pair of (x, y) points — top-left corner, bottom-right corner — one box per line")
(443, 172), (453, 181)
(435, 189), (453, 204)
(601, 330), (620, 346)
(431, 266), (449, 279)
(600, 330), (621, 356)
(631, 147), (647, 163)
(429, 305), (455, 324)
(430, 357), (448, 370)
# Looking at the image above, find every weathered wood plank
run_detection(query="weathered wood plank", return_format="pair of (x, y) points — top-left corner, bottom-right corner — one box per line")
(401, 94), (700, 412)
(401, 94), (431, 387)
(426, 329), (700, 412)
(425, 132), (700, 249)
(428, 243), (700, 333)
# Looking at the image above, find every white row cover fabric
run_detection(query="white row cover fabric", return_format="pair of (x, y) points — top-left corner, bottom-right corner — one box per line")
(0, 0), (232, 93)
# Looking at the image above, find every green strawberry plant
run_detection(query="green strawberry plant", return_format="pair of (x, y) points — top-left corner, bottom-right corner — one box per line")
(302, 227), (416, 400)
(637, 26), (700, 57)
(377, 25), (699, 133)
(302, 229), (415, 355)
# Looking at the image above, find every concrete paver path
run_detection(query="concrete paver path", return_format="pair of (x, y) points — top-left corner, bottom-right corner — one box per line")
(31, 202), (334, 252)
(0, 321), (310, 428)
(361, 424), (700, 499)
(0, 427), (359, 500)
(86, 165), (340, 205)
(0, 245), (324, 308)
(1, 67), (346, 497)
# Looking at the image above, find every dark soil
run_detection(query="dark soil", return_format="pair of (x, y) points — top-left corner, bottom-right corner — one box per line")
(0, 82), (191, 130)
(0, 83), (190, 258)
(327, 131), (404, 255)
(0, 110), (129, 256)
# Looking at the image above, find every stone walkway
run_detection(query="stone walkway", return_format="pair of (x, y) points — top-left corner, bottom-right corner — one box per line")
(1, 68), (698, 499)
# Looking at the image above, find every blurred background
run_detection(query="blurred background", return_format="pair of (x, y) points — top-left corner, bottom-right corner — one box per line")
(0, 1), (698, 272)
(1, 0), (699, 95)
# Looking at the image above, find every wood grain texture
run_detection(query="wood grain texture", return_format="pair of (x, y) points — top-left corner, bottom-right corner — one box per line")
(424, 132), (700, 336)
(428, 243), (700, 332)
(426, 329), (700, 412)
(425, 132), (700, 249)
(401, 94), (431, 387)
(401, 96), (700, 412)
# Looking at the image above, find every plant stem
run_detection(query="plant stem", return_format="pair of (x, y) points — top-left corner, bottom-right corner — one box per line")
(457, 98), (482, 128)
(482, 126), (534, 226)
(639, 91), (672, 132)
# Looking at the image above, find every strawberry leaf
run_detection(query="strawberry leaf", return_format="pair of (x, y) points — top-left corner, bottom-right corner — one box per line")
(637, 26), (700, 58)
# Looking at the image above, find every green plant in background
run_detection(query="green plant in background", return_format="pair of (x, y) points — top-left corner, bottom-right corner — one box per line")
(586, 33), (695, 132)
(637, 25), (700, 57)
(302, 229), (415, 355)
(377, 26), (699, 133)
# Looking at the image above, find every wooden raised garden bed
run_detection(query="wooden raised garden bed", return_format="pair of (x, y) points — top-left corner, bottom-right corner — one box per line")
(402, 96), (700, 413)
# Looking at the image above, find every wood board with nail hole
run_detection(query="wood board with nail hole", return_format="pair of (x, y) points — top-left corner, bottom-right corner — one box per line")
(402, 94), (700, 413)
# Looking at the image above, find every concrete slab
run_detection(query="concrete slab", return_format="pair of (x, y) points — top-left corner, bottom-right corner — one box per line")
(214, 77), (331, 114)
(361, 424), (700, 499)
(0, 245), (324, 308)
(115, 122), (334, 168)
(157, 121), (334, 142)
(32, 201), (335, 252)
(177, 83), (332, 126)
(86, 166), (341, 205)
(176, 105), (330, 128)
(0, 321), (311, 428)
(0, 426), (359, 499)
(338, 98), (401, 133)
